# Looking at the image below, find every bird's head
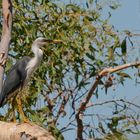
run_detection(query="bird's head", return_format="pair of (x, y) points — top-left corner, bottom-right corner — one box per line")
(33, 37), (62, 48)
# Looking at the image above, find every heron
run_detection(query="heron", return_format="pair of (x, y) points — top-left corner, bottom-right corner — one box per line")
(0, 37), (61, 122)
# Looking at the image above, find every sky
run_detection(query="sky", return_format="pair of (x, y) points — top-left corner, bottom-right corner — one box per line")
(63, 0), (140, 139)
(110, 0), (140, 30)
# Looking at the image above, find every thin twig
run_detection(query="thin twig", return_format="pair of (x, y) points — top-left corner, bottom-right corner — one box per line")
(85, 99), (140, 109)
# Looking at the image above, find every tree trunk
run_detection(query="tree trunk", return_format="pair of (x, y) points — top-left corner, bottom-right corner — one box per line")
(0, 121), (56, 140)
(0, 0), (12, 93)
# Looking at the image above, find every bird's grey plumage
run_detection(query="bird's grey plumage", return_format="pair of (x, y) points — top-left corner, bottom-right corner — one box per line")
(0, 37), (48, 107)
(0, 56), (31, 106)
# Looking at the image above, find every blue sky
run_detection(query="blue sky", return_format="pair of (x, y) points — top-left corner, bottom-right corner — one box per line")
(110, 0), (140, 30)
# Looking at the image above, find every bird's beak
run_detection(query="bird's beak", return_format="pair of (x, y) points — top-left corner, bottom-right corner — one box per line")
(42, 39), (62, 44)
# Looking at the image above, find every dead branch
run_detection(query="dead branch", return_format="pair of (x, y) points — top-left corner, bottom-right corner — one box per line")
(0, 121), (55, 140)
(76, 61), (140, 140)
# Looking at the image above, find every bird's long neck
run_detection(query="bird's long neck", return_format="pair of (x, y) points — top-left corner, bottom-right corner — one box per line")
(26, 44), (43, 78)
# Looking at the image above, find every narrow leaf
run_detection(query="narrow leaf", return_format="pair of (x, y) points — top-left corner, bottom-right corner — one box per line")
(117, 72), (131, 79)
(121, 38), (127, 56)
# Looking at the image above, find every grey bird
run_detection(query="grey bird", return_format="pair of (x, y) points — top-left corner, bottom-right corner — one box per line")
(0, 37), (61, 107)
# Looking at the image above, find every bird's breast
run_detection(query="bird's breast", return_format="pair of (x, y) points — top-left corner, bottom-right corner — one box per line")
(25, 57), (41, 79)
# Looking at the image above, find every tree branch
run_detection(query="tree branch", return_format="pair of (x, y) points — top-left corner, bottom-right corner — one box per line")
(0, 0), (12, 93)
(85, 99), (140, 109)
(0, 121), (55, 140)
(76, 61), (140, 140)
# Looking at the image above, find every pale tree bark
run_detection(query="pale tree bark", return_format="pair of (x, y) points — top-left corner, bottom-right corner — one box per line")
(0, 121), (55, 140)
(0, 0), (12, 93)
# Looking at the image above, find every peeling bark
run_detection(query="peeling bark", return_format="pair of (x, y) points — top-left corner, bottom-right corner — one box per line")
(0, 0), (12, 93)
(0, 121), (56, 140)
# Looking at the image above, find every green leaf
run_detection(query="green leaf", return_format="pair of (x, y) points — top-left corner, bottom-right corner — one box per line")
(66, 4), (80, 12)
(86, 53), (95, 60)
(48, 125), (64, 140)
(108, 46), (114, 60)
(112, 117), (119, 127)
(95, 88), (98, 99)
(5, 58), (13, 73)
(117, 72), (131, 79)
(121, 38), (127, 56)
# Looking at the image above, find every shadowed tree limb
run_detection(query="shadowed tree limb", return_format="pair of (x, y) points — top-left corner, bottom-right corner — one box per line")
(0, 0), (12, 93)
(0, 121), (55, 140)
(76, 61), (140, 140)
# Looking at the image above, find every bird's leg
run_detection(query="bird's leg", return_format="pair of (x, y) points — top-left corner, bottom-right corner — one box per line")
(11, 97), (17, 122)
(16, 96), (30, 123)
